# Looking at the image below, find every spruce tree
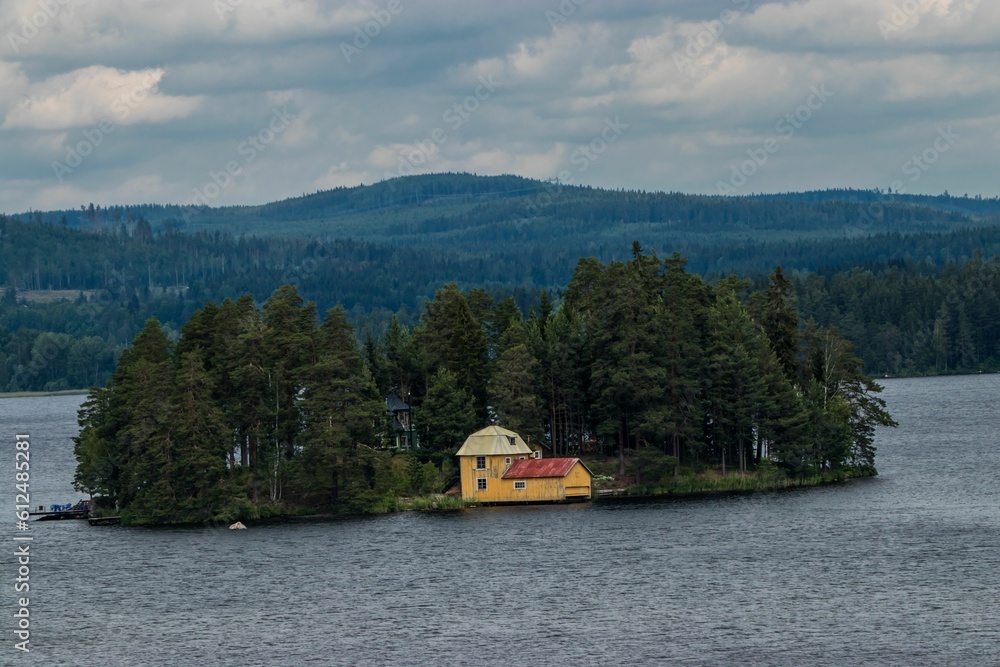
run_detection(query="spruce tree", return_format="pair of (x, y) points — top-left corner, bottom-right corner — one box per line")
(416, 368), (477, 463)
(413, 283), (490, 421)
(261, 284), (316, 499)
(759, 266), (801, 382)
(298, 306), (381, 508)
(489, 324), (545, 444)
(74, 318), (173, 512)
(164, 351), (230, 521)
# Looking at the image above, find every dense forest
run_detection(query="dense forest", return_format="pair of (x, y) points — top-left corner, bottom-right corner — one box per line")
(74, 247), (895, 523)
(4, 173), (1000, 394)
(25, 174), (1000, 241)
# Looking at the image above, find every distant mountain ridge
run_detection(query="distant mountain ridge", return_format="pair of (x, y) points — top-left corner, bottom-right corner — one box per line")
(14, 172), (1000, 239)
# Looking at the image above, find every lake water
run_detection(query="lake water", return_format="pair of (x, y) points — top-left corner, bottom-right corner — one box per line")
(1, 375), (999, 666)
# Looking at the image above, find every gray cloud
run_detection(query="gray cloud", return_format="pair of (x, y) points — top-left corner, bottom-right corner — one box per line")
(0, 0), (996, 213)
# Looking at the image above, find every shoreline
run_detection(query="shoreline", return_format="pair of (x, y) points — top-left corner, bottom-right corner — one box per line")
(103, 470), (877, 527)
(594, 467), (878, 500)
(596, 469), (877, 503)
(0, 389), (90, 399)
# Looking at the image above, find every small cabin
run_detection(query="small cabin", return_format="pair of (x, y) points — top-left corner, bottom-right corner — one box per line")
(456, 425), (592, 503)
(385, 393), (417, 450)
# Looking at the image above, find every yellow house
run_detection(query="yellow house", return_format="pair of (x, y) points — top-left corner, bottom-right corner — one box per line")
(456, 425), (593, 503)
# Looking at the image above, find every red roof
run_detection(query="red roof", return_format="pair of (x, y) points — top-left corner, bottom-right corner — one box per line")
(502, 458), (585, 479)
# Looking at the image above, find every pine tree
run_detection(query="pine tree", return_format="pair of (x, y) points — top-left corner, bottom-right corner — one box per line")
(384, 315), (419, 401)
(261, 284), (316, 499)
(90, 318), (173, 512)
(73, 388), (119, 503)
(658, 253), (707, 476)
(164, 351), (231, 521)
(490, 296), (523, 349)
(758, 266), (801, 382)
(533, 307), (591, 457)
(757, 344), (813, 477)
(589, 249), (678, 474)
(226, 295), (269, 483)
(297, 307), (382, 508)
(704, 288), (768, 474)
(413, 283), (490, 420)
(416, 368), (478, 463)
(116, 353), (175, 518)
(363, 328), (391, 398)
(490, 324), (544, 444)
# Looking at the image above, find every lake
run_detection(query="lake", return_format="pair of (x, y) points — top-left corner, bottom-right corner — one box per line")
(2, 375), (999, 666)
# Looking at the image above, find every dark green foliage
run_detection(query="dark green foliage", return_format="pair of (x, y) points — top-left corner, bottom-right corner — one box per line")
(74, 239), (901, 521)
(382, 315), (420, 400)
(756, 267), (800, 382)
(4, 173), (1000, 392)
(790, 258), (1000, 376)
(75, 290), (394, 522)
(587, 251), (674, 473)
(704, 288), (769, 474)
(631, 448), (678, 486)
(489, 324), (545, 444)
(413, 283), (490, 420)
(262, 284), (316, 466)
(415, 368), (478, 463)
(159, 351), (231, 521)
(294, 307), (382, 509)
(75, 319), (234, 522)
(542, 249), (891, 478)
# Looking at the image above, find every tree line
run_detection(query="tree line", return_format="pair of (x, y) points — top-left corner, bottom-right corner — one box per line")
(74, 246), (895, 524)
(3, 200), (1000, 393)
(370, 244), (895, 479)
(73, 288), (436, 523)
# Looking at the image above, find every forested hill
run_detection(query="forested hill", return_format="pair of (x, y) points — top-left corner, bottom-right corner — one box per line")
(2, 173), (1000, 392)
(750, 189), (1000, 216)
(12, 172), (1000, 281)
(15, 173), (1000, 245)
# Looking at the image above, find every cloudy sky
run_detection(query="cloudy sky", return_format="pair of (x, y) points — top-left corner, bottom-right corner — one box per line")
(0, 0), (994, 213)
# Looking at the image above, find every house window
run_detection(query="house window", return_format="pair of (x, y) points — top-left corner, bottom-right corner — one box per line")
(477, 478), (487, 491)
(505, 457), (511, 465)
(476, 456), (486, 470)
(518, 456), (526, 460)
(533, 451), (541, 459)
(514, 481), (526, 490)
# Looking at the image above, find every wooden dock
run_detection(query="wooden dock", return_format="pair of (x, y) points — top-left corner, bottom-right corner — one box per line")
(30, 510), (88, 521)
(87, 516), (121, 526)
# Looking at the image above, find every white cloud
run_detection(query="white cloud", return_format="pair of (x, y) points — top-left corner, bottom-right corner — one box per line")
(2, 66), (201, 130)
(2, 0), (1000, 211)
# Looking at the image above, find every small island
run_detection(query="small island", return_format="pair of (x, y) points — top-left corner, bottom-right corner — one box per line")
(73, 247), (895, 525)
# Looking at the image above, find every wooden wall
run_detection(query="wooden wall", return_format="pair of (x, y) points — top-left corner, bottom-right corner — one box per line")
(459, 456), (592, 502)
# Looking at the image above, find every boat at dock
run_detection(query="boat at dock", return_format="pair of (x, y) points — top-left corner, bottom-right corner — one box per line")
(29, 500), (90, 521)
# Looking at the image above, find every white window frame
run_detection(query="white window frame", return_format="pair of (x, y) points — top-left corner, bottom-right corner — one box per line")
(475, 456), (486, 470)
(505, 457), (511, 465)
(514, 480), (526, 490)
(477, 478), (487, 491)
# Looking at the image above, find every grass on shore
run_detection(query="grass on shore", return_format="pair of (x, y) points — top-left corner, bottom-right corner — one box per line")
(623, 466), (877, 497)
(399, 495), (469, 511)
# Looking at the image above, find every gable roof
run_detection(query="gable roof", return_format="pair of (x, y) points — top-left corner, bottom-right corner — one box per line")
(502, 458), (591, 479)
(455, 425), (532, 457)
